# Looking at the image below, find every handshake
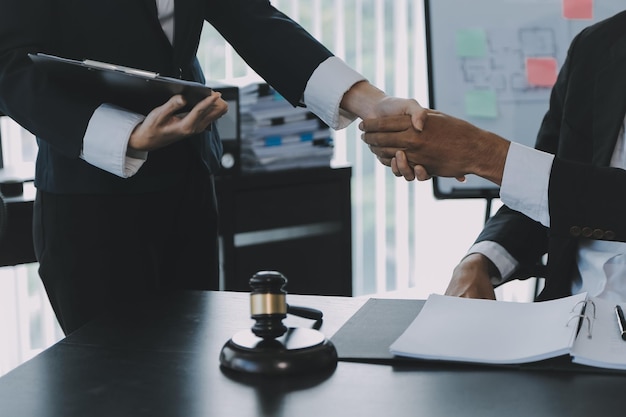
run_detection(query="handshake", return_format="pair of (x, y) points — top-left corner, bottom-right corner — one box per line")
(359, 110), (511, 186)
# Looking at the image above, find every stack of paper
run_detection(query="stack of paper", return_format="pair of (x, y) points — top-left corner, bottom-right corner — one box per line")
(389, 292), (626, 371)
(237, 82), (333, 173)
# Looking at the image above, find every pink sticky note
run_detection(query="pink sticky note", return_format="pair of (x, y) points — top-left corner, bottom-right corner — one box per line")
(526, 57), (558, 88)
(563, 0), (593, 20)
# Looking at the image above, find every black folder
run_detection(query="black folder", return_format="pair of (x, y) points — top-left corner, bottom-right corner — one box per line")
(330, 298), (425, 363)
(28, 53), (212, 114)
(332, 297), (626, 375)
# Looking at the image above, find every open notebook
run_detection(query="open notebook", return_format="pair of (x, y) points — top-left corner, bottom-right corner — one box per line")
(390, 293), (626, 371)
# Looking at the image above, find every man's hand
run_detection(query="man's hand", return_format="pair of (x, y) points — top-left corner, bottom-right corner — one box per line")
(360, 111), (510, 185)
(445, 253), (497, 300)
(129, 91), (228, 152)
(339, 80), (428, 132)
(369, 94), (428, 132)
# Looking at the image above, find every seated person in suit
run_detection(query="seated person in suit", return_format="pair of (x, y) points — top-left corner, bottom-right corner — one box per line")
(360, 11), (626, 302)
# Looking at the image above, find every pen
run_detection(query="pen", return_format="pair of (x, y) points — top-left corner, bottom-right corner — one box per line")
(614, 305), (626, 341)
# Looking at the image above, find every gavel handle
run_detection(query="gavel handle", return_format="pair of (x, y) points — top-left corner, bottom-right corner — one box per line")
(287, 304), (323, 321)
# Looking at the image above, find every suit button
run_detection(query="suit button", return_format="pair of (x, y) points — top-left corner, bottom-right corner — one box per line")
(570, 226), (581, 237)
(604, 230), (616, 240)
(592, 229), (604, 239)
(582, 227), (593, 238)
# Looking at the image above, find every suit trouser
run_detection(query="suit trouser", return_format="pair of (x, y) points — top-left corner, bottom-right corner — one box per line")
(32, 166), (219, 335)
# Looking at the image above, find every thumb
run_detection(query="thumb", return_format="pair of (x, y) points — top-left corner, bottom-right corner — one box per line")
(160, 95), (187, 117)
(411, 108), (427, 132)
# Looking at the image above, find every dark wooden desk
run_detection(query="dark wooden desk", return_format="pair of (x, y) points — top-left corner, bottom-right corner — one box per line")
(0, 291), (622, 417)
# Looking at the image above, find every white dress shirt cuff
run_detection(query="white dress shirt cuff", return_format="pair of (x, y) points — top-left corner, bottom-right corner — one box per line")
(467, 241), (519, 285)
(304, 56), (367, 130)
(81, 104), (147, 178)
(500, 142), (553, 227)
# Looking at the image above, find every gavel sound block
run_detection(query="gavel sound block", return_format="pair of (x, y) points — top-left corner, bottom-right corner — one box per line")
(219, 271), (338, 376)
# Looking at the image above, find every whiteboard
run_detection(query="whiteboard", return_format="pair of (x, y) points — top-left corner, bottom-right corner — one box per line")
(426, 0), (625, 199)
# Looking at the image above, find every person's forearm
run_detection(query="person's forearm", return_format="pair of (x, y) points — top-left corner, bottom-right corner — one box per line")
(82, 104), (146, 178)
(500, 142), (553, 227)
(339, 80), (387, 119)
(467, 241), (519, 284)
(343, 82), (426, 132)
(470, 130), (510, 186)
(303, 56), (367, 130)
(446, 253), (497, 299)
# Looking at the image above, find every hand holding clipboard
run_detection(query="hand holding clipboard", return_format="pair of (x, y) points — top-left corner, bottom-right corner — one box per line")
(29, 53), (228, 152)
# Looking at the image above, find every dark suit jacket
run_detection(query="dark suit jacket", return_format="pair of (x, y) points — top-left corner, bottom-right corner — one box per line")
(477, 11), (626, 300)
(0, 0), (333, 193)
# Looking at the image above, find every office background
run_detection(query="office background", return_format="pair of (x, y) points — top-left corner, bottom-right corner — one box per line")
(0, 0), (542, 376)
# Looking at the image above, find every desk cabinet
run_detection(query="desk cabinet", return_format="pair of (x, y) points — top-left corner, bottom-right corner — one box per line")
(215, 166), (352, 296)
(0, 186), (37, 267)
(0, 167), (353, 297)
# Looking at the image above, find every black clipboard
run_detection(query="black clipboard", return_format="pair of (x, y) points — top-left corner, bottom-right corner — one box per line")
(28, 53), (212, 114)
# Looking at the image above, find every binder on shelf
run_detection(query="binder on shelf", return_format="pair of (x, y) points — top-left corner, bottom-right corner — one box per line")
(259, 129), (332, 147)
(223, 76), (333, 173)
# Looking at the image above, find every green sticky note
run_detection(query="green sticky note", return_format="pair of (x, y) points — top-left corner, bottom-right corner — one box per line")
(456, 28), (487, 57)
(465, 90), (497, 118)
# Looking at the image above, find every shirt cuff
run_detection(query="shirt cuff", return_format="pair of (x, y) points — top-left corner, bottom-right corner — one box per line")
(81, 104), (147, 178)
(500, 142), (553, 227)
(467, 241), (519, 285)
(303, 56), (367, 130)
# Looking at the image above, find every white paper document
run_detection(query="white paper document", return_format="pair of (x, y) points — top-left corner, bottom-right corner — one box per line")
(390, 293), (626, 370)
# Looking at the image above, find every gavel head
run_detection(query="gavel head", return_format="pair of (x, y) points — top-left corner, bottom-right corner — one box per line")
(249, 271), (288, 339)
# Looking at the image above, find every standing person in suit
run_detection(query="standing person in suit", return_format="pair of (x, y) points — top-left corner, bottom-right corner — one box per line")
(361, 11), (626, 302)
(0, 0), (426, 334)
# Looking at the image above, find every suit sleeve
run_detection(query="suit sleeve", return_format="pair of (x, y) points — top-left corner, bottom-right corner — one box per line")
(548, 158), (626, 242)
(0, 0), (101, 159)
(473, 23), (579, 280)
(205, 0), (334, 107)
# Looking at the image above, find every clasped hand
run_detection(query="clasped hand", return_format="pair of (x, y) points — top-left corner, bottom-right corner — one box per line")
(359, 110), (509, 185)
